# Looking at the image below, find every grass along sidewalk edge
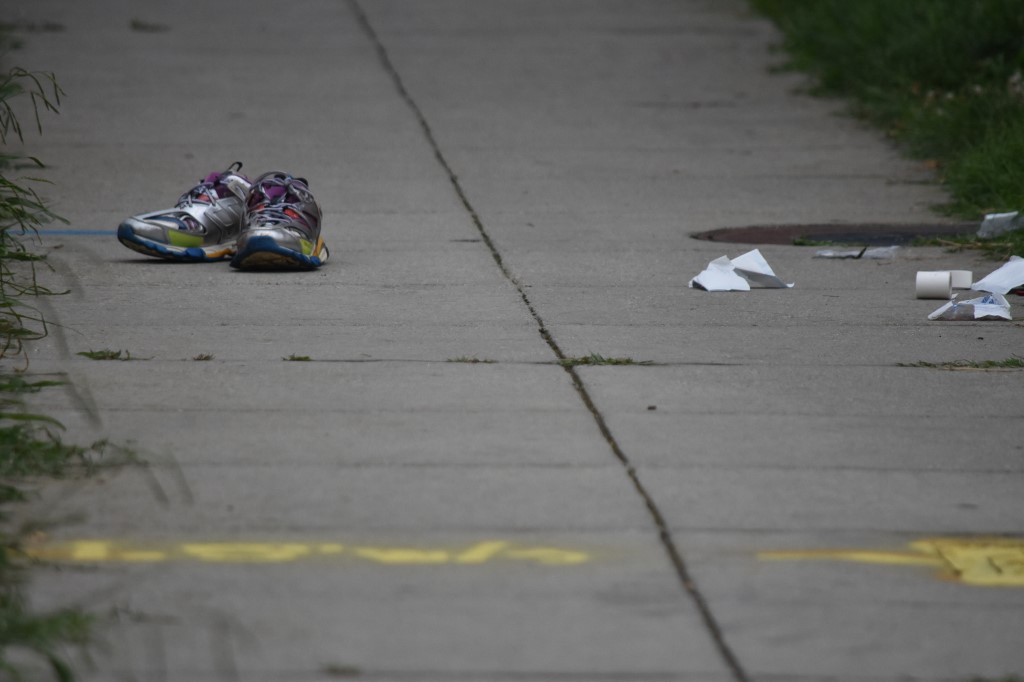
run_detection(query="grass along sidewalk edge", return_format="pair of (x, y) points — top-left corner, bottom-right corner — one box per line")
(751, 0), (1024, 221)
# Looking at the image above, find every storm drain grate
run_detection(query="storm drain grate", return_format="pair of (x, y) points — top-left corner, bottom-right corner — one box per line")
(692, 222), (978, 246)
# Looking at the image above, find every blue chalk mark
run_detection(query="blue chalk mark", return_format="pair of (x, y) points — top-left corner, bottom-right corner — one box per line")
(39, 229), (117, 236)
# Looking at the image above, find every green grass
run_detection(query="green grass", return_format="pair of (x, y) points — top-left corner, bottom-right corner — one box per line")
(0, 592), (92, 682)
(283, 354), (311, 361)
(914, 229), (1024, 260)
(899, 357), (1024, 370)
(0, 50), (114, 680)
(1, 65), (65, 364)
(0, 372), (129, 679)
(558, 353), (651, 368)
(0, 372), (130, 499)
(446, 356), (495, 364)
(191, 353), (213, 361)
(751, 0), (1024, 220)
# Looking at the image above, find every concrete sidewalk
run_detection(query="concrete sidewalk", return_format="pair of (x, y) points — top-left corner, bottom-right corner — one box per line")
(9, 0), (1024, 680)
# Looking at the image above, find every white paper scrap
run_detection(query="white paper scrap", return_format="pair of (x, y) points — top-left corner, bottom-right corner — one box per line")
(689, 249), (793, 291)
(689, 255), (751, 291)
(928, 293), (1012, 321)
(971, 256), (1024, 295)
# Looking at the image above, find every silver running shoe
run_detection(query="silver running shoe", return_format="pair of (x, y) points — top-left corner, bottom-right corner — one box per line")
(117, 162), (252, 262)
(230, 171), (329, 270)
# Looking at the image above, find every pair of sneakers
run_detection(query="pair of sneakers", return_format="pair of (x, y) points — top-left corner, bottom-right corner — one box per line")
(117, 163), (329, 270)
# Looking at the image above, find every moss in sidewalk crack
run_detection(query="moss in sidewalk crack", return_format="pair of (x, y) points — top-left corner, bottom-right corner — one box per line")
(558, 353), (652, 367)
(446, 356), (495, 364)
(75, 349), (135, 361)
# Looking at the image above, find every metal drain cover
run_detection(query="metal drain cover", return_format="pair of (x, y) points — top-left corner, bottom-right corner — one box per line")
(691, 223), (977, 246)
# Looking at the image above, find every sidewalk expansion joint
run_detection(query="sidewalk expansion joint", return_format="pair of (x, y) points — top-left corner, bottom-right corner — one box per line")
(348, 3), (749, 680)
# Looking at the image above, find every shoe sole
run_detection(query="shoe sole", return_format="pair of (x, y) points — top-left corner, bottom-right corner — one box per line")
(117, 224), (235, 262)
(230, 234), (328, 271)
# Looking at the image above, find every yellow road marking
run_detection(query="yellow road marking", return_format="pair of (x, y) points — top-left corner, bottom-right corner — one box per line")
(118, 551), (168, 562)
(503, 547), (591, 565)
(454, 540), (509, 564)
(23, 540), (593, 567)
(318, 544), (345, 555)
(181, 543), (313, 563)
(354, 548), (450, 564)
(759, 537), (1024, 587)
(70, 541), (110, 561)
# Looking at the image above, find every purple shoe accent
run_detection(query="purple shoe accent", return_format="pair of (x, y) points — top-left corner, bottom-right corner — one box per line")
(264, 186), (287, 200)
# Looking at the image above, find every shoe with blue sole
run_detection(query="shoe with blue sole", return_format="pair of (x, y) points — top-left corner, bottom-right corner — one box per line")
(117, 162), (252, 262)
(230, 171), (329, 271)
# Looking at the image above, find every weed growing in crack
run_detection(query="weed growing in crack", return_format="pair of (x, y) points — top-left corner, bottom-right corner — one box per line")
(76, 349), (135, 361)
(559, 353), (651, 368)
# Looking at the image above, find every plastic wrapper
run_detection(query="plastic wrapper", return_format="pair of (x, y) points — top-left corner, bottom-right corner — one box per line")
(928, 293), (1012, 321)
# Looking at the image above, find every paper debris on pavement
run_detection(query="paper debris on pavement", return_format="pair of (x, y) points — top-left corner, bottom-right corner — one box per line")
(690, 249), (794, 291)
(971, 256), (1024, 294)
(814, 246), (900, 259)
(928, 293), (1012, 321)
(689, 255), (752, 291)
(978, 211), (1022, 239)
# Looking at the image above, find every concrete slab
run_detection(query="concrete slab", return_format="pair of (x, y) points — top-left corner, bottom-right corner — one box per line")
(674, 530), (1024, 679)
(24, 363), (584, 414)
(8, 0), (1023, 680)
(31, 463), (657, 535)
(546, 323), (1022, 367)
(37, 404), (609, 467)
(574, 364), (1024, 419)
(26, 530), (730, 680)
(641, 468), (1021, 533)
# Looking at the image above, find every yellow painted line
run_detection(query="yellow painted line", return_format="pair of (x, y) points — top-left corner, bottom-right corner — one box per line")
(454, 540), (509, 564)
(70, 541), (111, 561)
(758, 537), (1024, 587)
(353, 548), (450, 564)
(318, 544), (345, 555)
(759, 549), (941, 567)
(22, 539), (593, 567)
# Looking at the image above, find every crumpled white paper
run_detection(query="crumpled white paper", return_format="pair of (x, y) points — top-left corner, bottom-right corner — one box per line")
(928, 293), (1012, 321)
(971, 256), (1024, 295)
(690, 249), (794, 291)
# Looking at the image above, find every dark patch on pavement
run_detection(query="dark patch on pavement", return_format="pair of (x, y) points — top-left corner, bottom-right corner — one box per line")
(692, 222), (978, 246)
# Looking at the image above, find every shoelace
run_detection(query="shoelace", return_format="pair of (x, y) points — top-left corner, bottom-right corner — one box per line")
(176, 162), (244, 209)
(247, 177), (315, 231)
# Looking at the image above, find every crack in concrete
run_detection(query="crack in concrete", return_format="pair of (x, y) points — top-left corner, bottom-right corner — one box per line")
(348, 2), (749, 680)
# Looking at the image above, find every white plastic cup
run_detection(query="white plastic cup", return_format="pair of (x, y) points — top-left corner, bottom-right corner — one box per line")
(949, 270), (973, 289)
(916, 271), (952, 299)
